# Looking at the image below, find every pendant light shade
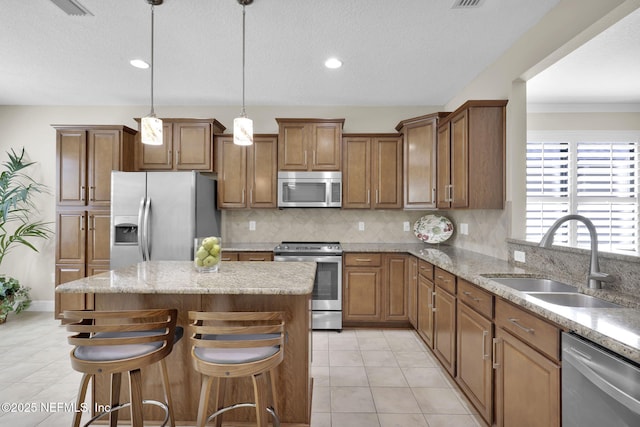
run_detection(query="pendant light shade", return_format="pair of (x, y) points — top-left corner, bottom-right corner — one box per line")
(233, 0), (254, 146)
(141, 0), (163, 146)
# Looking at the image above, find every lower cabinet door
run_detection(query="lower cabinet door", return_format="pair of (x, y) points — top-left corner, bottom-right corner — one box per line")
(417, 274), (434, 347)
(55, 264), (86, 319)
(456, 302), (493, 424)
(433, 287), (456, 375)
(343, 267), (382, 321)
(494, 328), (560, 427)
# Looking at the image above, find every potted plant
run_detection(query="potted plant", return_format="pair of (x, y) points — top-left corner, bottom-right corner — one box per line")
(0, 148), (51, 323)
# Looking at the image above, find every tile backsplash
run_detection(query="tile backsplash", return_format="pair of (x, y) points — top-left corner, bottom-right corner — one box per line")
(222, 205), (510, 259)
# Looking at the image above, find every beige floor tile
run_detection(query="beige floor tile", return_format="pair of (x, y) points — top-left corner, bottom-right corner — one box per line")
(361, 350), (398, 367)
(402, 367), (450, 388)
(357, 336), (391, 351)
(312, 366), (331, 387)
(312, 386), (331, 413)
(328, 335), (360, 350)
(330, 386), (376, 413)
(424, 413), (482, 427)
(366, 366), (409, 387)
(329, 350), (364, 367)
(311, 411), (331, 427)
(330, 366), (369, 387)
(355, 329), (385, 338)
(313, 332), (330, 350)
(378, 413), (429, 427)
(313, 350), (330, 367)
(394, 351), (436, 368)
(371, 387), (422, 414)
(331, 412), (380, 427)
(412, 387), (470, 415)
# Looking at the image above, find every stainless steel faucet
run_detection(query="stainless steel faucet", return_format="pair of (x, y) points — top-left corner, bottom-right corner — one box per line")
(539, 214), (614, 289)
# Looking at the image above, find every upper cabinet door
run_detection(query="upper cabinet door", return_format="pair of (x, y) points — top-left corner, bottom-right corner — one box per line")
(278, 122), (308, 170)
(217, 136), (248, 208)
(248, 136), (278, 208)
(137, 121), (173, 170)
(174, 121), (212, 171)
(436, 122), (451, 209)
(310, 122), (342, 171)
(342, 136), (372, 208)
(372, 136), (403, 209)
(56, 130), (87, 206)
(87, 129), (121, 207)
(451, 110), (469, 209)
(277, 119), (344, 171)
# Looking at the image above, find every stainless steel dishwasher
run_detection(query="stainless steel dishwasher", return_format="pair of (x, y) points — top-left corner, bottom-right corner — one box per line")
(562, 332), (640, 427)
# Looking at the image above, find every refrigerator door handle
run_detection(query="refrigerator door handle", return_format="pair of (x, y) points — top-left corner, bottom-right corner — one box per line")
(137, 197), (146, 261)
(143, 197), (151, 260)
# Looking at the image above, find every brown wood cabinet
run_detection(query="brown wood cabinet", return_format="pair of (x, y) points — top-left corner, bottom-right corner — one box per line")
(396, 113), (448, 209)
(221, 251), (273, 262)
(407, 256), (418, 329)
(456, 279), (494, 425)
(433, 268), (457, 375)
(417, 261), (435, 347)
(493, 298), (560, 427)
(136, 118), (225, 172)
(384, 254), (409, 321)
(436, 100), (507, 209)
(276, 118), (344, 171)
(53, 125), (136, 318)
(342, 134), (402, 209)
(343, 253), (382, 322)
(215, 134), (278, 209)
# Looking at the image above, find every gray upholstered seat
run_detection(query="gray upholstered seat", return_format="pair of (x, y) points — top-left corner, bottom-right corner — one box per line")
(193, 333), (280, 364)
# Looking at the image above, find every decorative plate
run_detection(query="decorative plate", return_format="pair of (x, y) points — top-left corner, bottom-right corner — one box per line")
(413, 215), (454, 244)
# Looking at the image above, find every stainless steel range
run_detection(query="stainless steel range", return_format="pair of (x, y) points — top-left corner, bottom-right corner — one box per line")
(274, 241), (343, 330)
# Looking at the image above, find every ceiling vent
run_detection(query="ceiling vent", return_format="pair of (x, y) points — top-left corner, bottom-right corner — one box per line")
(452, 0), (485, 8)
(50, 0), (93, 16)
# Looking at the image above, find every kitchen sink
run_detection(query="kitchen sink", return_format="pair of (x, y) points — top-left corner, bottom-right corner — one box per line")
(526, 292), (622, 308)
(487, 277), (578, 293)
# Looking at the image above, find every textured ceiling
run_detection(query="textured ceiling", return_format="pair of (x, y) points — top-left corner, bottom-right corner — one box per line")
(1, 0), (636, 108)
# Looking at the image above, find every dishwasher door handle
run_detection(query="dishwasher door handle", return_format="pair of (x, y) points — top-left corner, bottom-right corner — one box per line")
(564, 349), (640, 416)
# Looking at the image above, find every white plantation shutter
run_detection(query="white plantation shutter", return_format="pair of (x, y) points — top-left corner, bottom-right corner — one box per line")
(526, 132), (639, 255)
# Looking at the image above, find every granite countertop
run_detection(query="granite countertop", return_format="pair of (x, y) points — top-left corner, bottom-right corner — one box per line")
(55, 261), (316, 296)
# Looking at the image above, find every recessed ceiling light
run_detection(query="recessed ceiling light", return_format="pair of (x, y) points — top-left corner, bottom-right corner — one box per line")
(324, 58), (343, 69)
(130, 59), (149, 69)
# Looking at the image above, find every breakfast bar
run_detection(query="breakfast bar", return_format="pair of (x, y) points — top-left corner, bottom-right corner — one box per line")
(55, 260), (317, 426)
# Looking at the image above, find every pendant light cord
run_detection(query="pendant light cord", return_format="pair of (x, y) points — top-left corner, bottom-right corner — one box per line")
(241, 4), (246, 118)
(150, 3), (156, 117)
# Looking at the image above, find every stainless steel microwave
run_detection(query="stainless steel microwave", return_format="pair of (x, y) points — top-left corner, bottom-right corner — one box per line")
(277, 171), (342, 208)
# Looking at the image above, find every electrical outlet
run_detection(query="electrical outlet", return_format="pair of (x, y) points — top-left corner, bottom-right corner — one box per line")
(460, 223), (469, 235)
(403, 221), (410, 232)
(358, 221), (365, 231)
(514, 250), (526, 263)
(249, 221), (256, 231)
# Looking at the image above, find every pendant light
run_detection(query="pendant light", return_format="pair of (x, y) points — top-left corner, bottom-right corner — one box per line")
(141, 0), (163, 145)
(233, 0), (254, 146)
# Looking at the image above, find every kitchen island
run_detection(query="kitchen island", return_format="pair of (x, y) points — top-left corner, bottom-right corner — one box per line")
(56, 260), (316, 426)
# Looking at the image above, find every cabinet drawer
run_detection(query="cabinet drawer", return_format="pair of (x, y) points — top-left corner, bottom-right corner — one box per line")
(238, 251), (273, 262)
(434, 267), (456, 294)
(344, 253), (382, 267)
(458, 279), (493, 319)
(495, 298), (559, 361)
(418, 259), (434, 280)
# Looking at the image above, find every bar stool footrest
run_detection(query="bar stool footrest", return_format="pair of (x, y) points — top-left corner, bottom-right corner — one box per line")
(206, 402), (280, 427)
(83, 399), (170, 427)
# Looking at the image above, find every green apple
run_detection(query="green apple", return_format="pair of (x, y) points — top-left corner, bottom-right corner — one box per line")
(209, 244), (221, 256)
(202, 255), (217, 267)
(195, 257), (204, 267)
(196, 246), (209, 260)
(201, 237), (215, 251)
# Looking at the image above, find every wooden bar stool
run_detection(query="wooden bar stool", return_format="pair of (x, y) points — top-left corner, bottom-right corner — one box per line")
(64, 309), (182, 427)
(188, 311), (285, 427)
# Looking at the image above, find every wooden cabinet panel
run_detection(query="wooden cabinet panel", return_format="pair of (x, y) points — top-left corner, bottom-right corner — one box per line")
(136, 119), (224, 171)
(436, 100), (506, 209)
(216, 135), (277, 209)
(343, 267), (382, 321)
(372, 137), (403, 209)
(433, 286), (456, 375)
(396, 113), (447, 209)
(494, 327), (560, 427)
(238, 252), (274, 262)
(220, 252), (240, 262)
(418, 259), (434, 280)
(457, 279), (493, 320)
(384, 254), (408, 321)
(342, 136), (371, 208)
(87, 211), (111, 265)
(408, 256), (418, 329)
(56, 211), (86, 264)
(417, 274), (435, 347)
(88, 129), (121, 207)
(434, 267), (456, 294)
(56, 129), (87, 206)
(55, 264), (87, 317)
(344, 253), (382, 267)
(277, 119), (344, 171)
(456, 301), (493, 424)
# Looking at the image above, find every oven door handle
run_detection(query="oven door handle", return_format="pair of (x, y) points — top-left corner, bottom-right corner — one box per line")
(564, 348), (640, 415)
(274, 255), (342, 263)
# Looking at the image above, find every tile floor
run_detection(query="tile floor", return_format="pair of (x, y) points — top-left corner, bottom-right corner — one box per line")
(0, 312), (484, 427)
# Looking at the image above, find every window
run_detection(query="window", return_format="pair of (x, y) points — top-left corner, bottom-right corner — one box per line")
(526, 131), (639, 255)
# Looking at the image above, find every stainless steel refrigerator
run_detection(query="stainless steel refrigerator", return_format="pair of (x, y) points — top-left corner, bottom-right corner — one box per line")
(110, 171), (220, 269)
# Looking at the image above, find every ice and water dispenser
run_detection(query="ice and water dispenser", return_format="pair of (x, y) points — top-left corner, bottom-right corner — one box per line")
(113, 216), (138, 245)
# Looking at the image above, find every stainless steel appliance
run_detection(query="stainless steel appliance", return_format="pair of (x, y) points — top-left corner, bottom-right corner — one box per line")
(562, 332), (640, 427)
(110, 171), (220, 269)
(274, 241), (343, 330)
(277, 171), (342, 208)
